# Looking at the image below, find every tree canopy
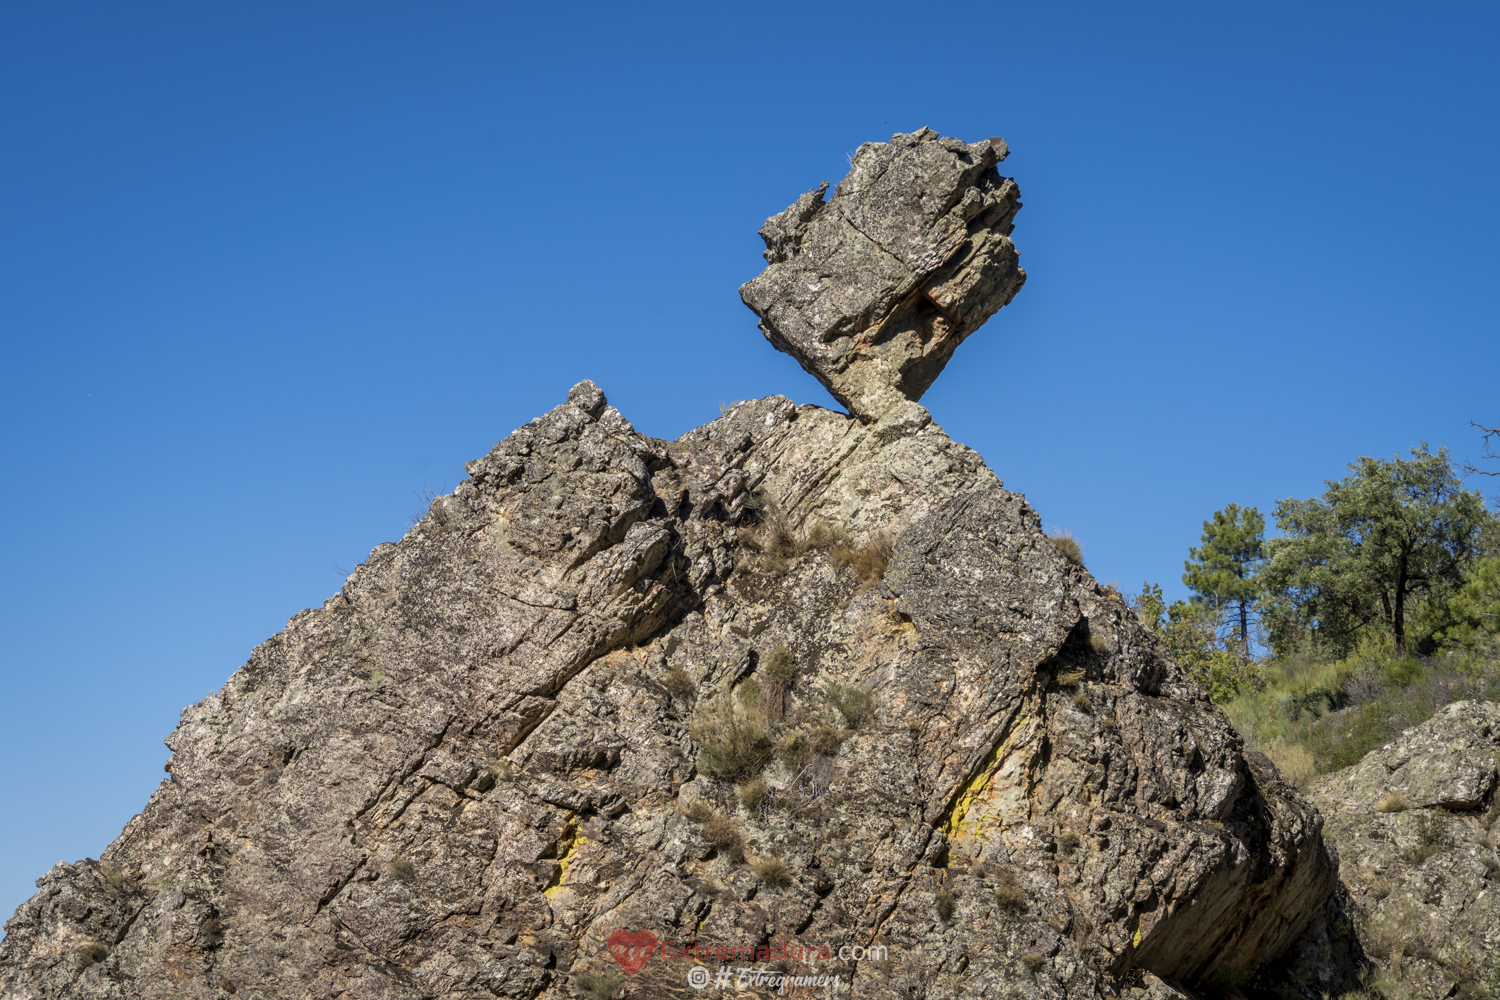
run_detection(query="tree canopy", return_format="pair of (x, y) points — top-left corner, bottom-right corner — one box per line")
(1261, 445), (1490, 657)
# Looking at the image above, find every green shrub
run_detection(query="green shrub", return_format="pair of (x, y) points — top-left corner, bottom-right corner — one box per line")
(1382, 656), (1424, 689)
(763, 646), (798, 686)
(825, 682), (876, 729)
(691, 689), (774, 781)
(1404, 809), (1451, 864)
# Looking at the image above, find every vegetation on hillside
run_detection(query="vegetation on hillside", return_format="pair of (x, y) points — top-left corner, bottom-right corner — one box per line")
(1131, 438), (1500, 783)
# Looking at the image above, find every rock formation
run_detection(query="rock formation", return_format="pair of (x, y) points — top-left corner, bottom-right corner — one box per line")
(1291, 701), (1500, 999)
(740, 128), (1025, 422)
(2, 132), (1339, 1000)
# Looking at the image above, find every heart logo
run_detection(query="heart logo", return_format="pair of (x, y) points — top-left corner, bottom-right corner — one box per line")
(607, 929), (658, 976)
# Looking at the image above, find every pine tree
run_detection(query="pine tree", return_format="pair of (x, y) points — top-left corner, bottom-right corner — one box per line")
(1182, 504), (1266, 656)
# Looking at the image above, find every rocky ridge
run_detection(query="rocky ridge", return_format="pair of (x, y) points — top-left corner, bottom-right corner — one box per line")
(1, 132), (1346, 1000)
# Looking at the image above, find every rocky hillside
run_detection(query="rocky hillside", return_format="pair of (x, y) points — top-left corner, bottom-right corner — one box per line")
(2, 130), (1348, 1000)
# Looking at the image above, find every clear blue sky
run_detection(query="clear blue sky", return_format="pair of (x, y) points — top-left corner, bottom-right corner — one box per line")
(2, 1), (1497, 925)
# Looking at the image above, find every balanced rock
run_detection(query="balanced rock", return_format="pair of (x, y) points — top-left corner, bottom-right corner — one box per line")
(740, 128), (1026, 421)
(2, 136), (1337, 1000)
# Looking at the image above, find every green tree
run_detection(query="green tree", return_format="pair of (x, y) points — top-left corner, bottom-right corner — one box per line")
(1437, 555), (1500, 649)
(1131, 583), (1255, 702)
(1182, 504), (1266, 656)
(1262, 445), (1490, 657)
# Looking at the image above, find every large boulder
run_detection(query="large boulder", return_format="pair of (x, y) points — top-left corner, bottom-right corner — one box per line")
(740, 128), (1026, 422)
(1296, 700), (1500, 999)
(1, 384), (1334, 999)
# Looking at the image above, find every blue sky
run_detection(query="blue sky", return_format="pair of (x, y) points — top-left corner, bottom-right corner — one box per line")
(2, 1), (1497, 924)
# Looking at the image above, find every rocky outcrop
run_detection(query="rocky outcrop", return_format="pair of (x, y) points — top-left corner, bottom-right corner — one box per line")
(740, 128), (1025, 422)
(2, 385), (1333, 999)
(2, 134), (1334, 1000)
(1293, 701), (1500, 999)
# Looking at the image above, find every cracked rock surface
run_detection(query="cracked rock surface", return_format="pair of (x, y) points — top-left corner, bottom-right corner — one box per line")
(740, 128), (1026, 422)
(1280, 700), (1500, 1000)
(2, 383), (1334, 1000)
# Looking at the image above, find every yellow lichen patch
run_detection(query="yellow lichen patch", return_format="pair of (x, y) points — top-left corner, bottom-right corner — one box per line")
(942, 741), (1005, 840)
(940, 715), (1042, 843)
(543, 816), (586, 899)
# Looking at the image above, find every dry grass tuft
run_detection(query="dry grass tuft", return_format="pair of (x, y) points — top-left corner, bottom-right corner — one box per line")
(682, 799), (715, 823)
(1049, 530), (1084, 568)
(737, 778), (769, 811)
(934, 886), (957, 921)
(752, 855), (793, 886)
(807, 724), (847, 756)
(665, 666), (696, 699)
(994, 871), (1028, 913)
(1375, 791), (1409, 814)
(574, 971), (625, 999)
(1267, 742), (1317, 789)
(704, 813), (746, 862)
(690, 689), (774, 781)
(831, 532), (896, 592)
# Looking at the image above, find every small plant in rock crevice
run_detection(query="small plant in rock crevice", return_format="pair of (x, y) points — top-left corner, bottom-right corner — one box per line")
(824, 681), (876, 729)
(830, 532), (896, 592)
(704, 813), (745, 862)
(1048, 530), (1084, 568)
(691, 688), (774, 781)
(752, 855), (793, 886)
(574, 971), (625, 1000)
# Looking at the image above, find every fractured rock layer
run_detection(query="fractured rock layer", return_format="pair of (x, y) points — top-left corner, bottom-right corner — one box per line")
(2, 383), (1334, 1000)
